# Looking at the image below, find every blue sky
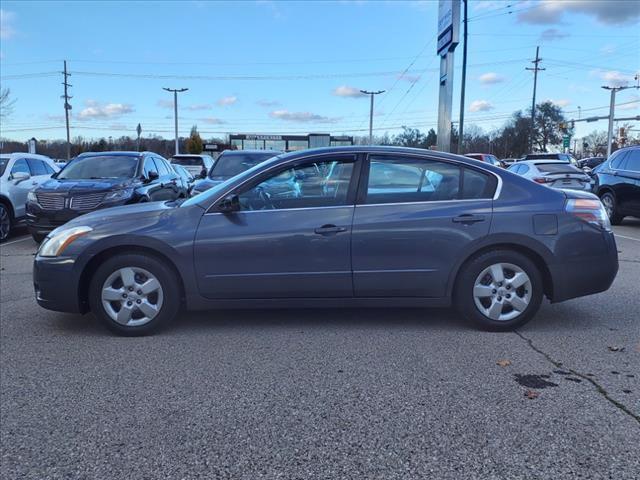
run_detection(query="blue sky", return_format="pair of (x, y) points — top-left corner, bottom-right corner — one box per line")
(1, 0), (638, 142)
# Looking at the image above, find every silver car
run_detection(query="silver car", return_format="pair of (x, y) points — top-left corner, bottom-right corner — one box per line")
(507, 160), (592, 191)
(0, 153), (59, 241)
(169, 154), (215, 178)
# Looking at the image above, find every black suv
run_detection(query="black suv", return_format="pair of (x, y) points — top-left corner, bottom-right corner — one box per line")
(592, 146), (640, 225)
(27, 151), (186, 242)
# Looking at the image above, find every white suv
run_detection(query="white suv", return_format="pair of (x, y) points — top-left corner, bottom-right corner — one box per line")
(0, 153), (60, 241)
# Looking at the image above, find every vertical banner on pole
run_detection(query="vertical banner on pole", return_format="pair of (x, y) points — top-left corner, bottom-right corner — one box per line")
(436, 0), (461, 152)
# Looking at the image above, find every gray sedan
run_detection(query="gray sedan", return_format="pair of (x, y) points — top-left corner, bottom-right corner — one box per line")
(507, 160), (592, 191)
(33, 146), (617, 335)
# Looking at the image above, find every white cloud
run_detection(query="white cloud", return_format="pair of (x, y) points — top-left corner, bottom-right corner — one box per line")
(469, 100), (494, 113)
(0, 9), (16, 39)
(596, 70), (634, 88)
(547, 98), (571, 108)
(200, 117), (226, 125)
(332, 85), (365, 98)
(184, 103), (212, 111)
(256, 99), (281, 107)
(157, 99), (174, 109)
(269, 110), (336, 123)
(478, 72), (505, 85)
(217, 95), (238, 106)
(618, 95), (640, 111)
(518, 0), (640, 26)
(77, 100), (134, 120)
(539, 28), (570, 41)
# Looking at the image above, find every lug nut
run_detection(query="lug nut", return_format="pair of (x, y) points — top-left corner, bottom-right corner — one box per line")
(136, 299), (141, 304)
(506, 294), (511, 299)
(497, 296), (502, 301)
(492, 289), (497, 294)
(128, 286), (134, 292)
(122, 293), (127, 298)
(127, 301), (132, 306)
(506, 285), (511, 290)
(137, 290), (142, 295)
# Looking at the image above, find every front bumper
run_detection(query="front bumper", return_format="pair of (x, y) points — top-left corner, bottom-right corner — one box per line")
(33, 255), (84, 313)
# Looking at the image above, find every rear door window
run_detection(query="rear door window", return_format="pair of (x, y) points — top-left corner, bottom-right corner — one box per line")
(461, 168), (493, 199)
(153, 156), (172, 176)
(27, 159), (48, 176)
(609, 151), (628, 170)
(622, 150), (640, 172)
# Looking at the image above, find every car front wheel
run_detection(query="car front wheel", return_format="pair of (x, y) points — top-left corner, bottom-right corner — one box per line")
(600, 192), (623, 225)
(89, 253), (180, 336)
(0, 204), (11, 242)
(456, 250), (543, 331)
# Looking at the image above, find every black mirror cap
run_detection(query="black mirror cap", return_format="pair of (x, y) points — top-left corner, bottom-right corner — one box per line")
(147, 170), (160, 182)
(217, 194), (240, 213)
(199, 168), (208, 179)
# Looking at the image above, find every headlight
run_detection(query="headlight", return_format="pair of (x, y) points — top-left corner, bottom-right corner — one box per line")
(38, 226), (93, 257)
(27, 191), (37, 203)
(103, 188), (134, 202)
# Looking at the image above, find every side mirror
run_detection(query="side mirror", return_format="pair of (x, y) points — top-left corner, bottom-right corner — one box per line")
(145, 170), (159, 183)
(11, 171), (30, 183)
(199, 168), (208, 179)
(217, 194), (240, 213)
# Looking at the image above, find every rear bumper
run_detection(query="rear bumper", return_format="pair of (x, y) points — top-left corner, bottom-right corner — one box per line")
(549, 229), (618, 302)
(33, 256), (84, 313)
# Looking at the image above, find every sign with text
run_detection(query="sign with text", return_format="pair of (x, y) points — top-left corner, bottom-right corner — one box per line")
(437, 0), (461, 56)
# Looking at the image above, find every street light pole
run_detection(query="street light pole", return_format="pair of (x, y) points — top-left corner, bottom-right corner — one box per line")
(360, 90), (385, 144)
(602, 84), (639, 158)
(163, 87), (188, 155)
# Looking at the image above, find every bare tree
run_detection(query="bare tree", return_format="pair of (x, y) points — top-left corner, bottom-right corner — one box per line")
(0, 88), (16, 118)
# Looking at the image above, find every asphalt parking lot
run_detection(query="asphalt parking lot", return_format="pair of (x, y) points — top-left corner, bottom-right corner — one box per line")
(1, 221), (639, 479)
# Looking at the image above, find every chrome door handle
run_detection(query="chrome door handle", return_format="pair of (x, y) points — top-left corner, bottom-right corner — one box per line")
(452, 214), (485, 224)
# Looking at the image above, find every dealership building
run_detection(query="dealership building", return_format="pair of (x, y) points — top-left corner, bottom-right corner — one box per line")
(228, 133), (354, 151)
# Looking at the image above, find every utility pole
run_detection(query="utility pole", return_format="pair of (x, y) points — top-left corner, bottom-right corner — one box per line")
(457, 0), (468, 154)
(136, 123), (142, 152)
(360, 90), (385, 144)
(162, 87), (188, 155)
(62, 60), (72, 160)
(602, 83), (639, 157)
(526, 46), (544, 152)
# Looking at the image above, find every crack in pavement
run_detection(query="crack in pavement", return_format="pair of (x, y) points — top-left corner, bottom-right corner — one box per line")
(514, 331), (640, 425)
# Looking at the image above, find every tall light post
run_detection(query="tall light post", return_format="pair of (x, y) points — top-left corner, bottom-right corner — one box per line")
(163, 87), (188, 155)
(360, 90), (385, 144)
(602, 84), (639, 158)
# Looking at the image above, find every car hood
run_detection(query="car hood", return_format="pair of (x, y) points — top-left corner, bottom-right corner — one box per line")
(37, 177), (135, 193)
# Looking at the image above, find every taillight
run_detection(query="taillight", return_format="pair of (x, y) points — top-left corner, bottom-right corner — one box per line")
(566, 198), (611, 231)
(533, 177), (552, 184)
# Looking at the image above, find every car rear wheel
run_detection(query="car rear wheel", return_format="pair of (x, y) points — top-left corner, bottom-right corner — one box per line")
(600, 192), (624, 225)
(456, 250), (543, 331)
(0, 204), (11, 242)
(89, 253), (180, 336)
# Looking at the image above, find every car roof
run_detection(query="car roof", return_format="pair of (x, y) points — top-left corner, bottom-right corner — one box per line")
(76, 151), (144, 158)
(515, 160), (573, 165)
(221, 149), (281, 155)
(171, 153), (213, 158)
(0, 152), (54, 161)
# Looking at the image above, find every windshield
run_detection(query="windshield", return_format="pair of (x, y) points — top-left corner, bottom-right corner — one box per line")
(210, 153), (275, 178)
(57, 155), (139, 180)
(171, 156), (205, 166)
(181, 154), (282, 208)
(0, 157), (8, 176)
(535, 163), (579, 173)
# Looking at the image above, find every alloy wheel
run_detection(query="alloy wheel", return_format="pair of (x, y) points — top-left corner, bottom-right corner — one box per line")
(0, 205), (10, 241)
(601, 194), (615, 219)
(101, 267), (164, 326)
(473, 263), (532, 322)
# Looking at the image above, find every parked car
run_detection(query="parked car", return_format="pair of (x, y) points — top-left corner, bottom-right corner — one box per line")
(191, 149), (279, 196)
(507, 160), (592, 191)
(519, 153), (578, 166)
(26, 151), (185, 242)
(169, 154), (215, 178)
(501, 158), (517, 167)
(171, 163), (196, 197)
(577, 156), (605, 171)
(465, 153), (503, 167)
(33, 146), (617, 336)
(591, 145), (640, 224)
(0, 153), (59, 242)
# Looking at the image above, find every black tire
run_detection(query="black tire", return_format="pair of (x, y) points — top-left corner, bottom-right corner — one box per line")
(455, 249), (544, 331)
(599, 191), (624, 225)
(31, 232), (47, 244)
(88, 253), (180, 336)
(0, 203), (12, 243)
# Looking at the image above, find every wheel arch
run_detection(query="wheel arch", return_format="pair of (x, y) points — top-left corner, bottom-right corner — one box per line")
(0, 195), (15, 220)
(78, 244), (187, 312)
(448, 240), (555, 301)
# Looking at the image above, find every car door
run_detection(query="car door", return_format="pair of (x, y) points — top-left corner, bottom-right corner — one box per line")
(607, 151), (636, 215)
(141, 156), (164, 201)
(8, 158), (35, 218)
(193, 154), (359, 299)
(618, 149), (640, 215)
(153, 156), (181, 200)
(26, 158), (54, 189)
(351, 153), (496, 297)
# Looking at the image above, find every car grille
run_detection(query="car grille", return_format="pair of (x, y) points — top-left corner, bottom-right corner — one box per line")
(35, 193), (66, 211)
(70, 192), (105, 210)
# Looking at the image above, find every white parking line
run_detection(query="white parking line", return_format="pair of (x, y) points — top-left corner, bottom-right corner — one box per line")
(615, 234), (640, 243)
(0, 236), (32, 247)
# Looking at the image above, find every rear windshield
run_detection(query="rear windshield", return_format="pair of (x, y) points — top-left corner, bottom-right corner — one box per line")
(210, 152), (275, 178)
(535, 163), (579, 173)
(171, 156), (204, 166)
(57, 155), (139, 180)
